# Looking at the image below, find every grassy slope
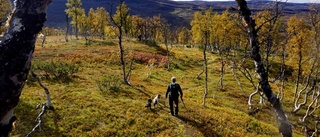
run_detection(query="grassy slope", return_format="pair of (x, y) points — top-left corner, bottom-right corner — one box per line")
(10, 36), (306, 137)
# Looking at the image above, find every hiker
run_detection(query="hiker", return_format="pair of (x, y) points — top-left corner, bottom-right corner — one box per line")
(166, 77), (183, 116)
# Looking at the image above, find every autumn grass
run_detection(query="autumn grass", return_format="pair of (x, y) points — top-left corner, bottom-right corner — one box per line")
(10, 36), (308, 137)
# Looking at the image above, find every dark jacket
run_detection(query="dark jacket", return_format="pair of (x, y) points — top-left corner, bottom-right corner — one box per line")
(166, 83), (183, 99)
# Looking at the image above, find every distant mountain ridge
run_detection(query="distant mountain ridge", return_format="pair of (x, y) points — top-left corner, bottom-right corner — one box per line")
(45, 0), (313, 29)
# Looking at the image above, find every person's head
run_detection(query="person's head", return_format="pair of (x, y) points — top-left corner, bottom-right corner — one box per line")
(171, 77), (176, 83)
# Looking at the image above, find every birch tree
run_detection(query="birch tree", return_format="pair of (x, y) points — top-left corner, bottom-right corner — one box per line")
(286, 16), (312, 106)
(178, 27), (190, 46)
(235, 0), (292, 136)
(190, 9), (212, 106)
(65, 0), (85, 40)
(160, 19), (171, 71)
(248, 2), (285, 108)
(108, 0), (131, 85)
(292, 6), (320, 136)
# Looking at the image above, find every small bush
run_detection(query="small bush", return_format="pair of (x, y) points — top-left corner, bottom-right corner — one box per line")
(132, 52), (167, 68)
(97, 75), (122, 93)
(32, 60), (80, 80)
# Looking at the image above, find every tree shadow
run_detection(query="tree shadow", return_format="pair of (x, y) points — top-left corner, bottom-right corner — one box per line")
(13, 100), (61, 136)
(133, 85), (151, 98)
(176, 112), (221, 137)
(140, 40), (168, 55)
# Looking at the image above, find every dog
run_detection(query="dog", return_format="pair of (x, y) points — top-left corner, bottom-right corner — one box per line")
(153, 94), (161, 108)
(145, 99), (152, 109)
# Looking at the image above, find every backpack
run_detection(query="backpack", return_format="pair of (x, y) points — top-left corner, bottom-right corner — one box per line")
(170, 83), (179, 98)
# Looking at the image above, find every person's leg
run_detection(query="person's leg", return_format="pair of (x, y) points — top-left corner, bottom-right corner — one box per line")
(169, 98), (174, 115)
(174, 98), (179, 115)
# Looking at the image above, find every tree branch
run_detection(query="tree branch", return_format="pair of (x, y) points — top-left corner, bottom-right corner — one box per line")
(31, 71), (53, 108)
(248, 83), (260, 109)
(301, 89), (320, 122)
(26, 103), (48, 137)
(292, 80), (316, 113)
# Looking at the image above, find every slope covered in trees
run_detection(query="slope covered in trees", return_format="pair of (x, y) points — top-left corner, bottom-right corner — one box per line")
(1, 0), (320, 136)
(44, 0), (313, 28)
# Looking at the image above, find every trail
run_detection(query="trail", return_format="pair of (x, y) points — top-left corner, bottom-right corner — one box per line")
(174, 114), (201, 137)
(157, 98), (221, 137)
(159, 100), (202, 137)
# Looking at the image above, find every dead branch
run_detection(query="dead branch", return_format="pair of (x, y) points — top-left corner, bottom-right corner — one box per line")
(26, 103), (48, 137)
(32, 71), (53, 108)
(196, 64), (204, 79)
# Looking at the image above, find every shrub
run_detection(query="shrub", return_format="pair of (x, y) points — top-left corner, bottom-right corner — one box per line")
(132, 52), (167, 68)
(97, 75), (122, 93)
(32, 60), (80, 80)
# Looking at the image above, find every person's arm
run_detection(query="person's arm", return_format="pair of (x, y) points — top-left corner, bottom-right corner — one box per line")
(178, 84), (183, 98)
(166, 84), (170, 98)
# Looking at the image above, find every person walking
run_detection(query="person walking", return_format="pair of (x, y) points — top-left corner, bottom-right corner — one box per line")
(166, 77), (183, 116)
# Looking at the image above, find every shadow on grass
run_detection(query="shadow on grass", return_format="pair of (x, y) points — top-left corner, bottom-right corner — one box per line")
(133, 85), (152, 98)
(140, 40), (168, 55)
(89, 39), (117, 46)
(26, 74), (80, 87)
(176, 111), (221, 137)
(13, 100), (60, 136)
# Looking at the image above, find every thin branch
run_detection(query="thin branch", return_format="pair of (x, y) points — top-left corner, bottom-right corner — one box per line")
(248, 83), (260, 109)
(32, 71), (53, 108)
(293, 80), (316, 113)
(309, 100), (319, 116)
(256, 14), (280, 33)
(231, 65), (247, 97)
(126, 57), (134, 83)
(196, 64), (205, 79)
(26, 103), (48, 137)
(301, 89), (319, 122)
(310, 121), (319, 137)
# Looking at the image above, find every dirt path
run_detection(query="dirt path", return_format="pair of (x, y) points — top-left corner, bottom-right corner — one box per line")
(174, 115), (201, 137)
(159, 102), (202, 137)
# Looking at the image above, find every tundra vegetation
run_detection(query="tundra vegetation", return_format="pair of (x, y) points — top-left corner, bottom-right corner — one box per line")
(0, 0), (319, 136)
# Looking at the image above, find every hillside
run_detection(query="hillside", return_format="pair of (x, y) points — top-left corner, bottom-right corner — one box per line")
(10, 36), (309, 136)
(46, 0), (312, 28)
